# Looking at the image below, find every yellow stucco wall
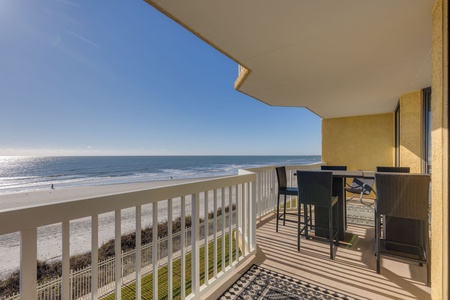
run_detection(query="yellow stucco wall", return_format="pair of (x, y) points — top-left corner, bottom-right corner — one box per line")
(399, 91), (423, 173)
(322, 113), (393, 170)
(431, 0), (449, 299)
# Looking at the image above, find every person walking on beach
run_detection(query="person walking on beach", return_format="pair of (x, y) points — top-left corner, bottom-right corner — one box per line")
(51, 184), (54, 189)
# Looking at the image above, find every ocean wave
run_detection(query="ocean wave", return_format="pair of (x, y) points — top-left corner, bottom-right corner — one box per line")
(0, 156), (321, 195)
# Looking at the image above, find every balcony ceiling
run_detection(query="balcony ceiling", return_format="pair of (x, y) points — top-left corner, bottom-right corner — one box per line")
(146, 0), (433, 118)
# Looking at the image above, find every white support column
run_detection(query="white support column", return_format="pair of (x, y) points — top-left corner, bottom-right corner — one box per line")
(191, 193), (200, 296)
(152, 201), (158, 300)
(167, 199), (173, 299)
(115, 210), (121, 300)
(91, 215), (99, 300)
(20, 228), (37, 300)
(62, 221), (70, 300)
(135, 205), (142, 300)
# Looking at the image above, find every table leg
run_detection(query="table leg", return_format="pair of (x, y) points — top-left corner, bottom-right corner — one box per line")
(315, 177), (345, 240)
(334, 177), (345, 240)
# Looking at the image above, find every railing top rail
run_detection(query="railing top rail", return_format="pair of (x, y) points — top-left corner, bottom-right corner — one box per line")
(284, 163), (323, 171)
(0, 173), (255, 235)
(243, 162), (323, 173)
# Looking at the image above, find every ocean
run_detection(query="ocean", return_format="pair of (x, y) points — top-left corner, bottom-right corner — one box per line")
(0, 156), (321, 195)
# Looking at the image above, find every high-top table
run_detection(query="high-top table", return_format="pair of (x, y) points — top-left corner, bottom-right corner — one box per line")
(313, 170), (375, 241)
(310, 170), (423, 252)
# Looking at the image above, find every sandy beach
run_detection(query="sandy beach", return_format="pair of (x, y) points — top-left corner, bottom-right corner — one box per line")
(0, 177), (221, 278)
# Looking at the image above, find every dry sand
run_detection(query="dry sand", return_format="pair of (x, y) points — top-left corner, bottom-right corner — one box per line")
(0, 178), (218, 278)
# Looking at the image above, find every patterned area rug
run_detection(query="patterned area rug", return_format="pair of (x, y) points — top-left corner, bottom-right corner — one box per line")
(346, 202), (374, 226)
(219, 265), (357, 300)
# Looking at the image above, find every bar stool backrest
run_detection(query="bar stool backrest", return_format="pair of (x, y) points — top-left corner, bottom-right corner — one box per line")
(376, 166), (410, 173)
(276, 166), (288, 190)
(375, 173), (430, 221)
(296, 170), (333, 208)
(321, 166), (347, 171)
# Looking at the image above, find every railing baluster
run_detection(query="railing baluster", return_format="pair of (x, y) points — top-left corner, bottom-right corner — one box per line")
(251, 181), (256, 252)
(181, 196), (186, 299)
(228, 186), (232, 267)
(69, 269), (73, 300)
(213, 189), (218, 279)
(152, 201), (158, 299)
(62, 221), (70, 300)
(221, 187), (226, 272)
(247, 182), (251, 252)
(168, 198), (173, 299)
(260, 171), (264, 216)
(272, 169), (276, 212)
(235, 184), (240, 262)
(136, 205), (142, 300)
(204, 191), (209, 285)
(191, 193), (200, 296)
(241, 182), (246, 256)
(91, 215), (99, 300)
(115, 210), (121, 300)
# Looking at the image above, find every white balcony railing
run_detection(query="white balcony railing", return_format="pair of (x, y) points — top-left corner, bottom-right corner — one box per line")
(0, 163), (322, 300)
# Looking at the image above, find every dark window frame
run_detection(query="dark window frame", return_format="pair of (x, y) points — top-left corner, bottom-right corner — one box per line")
(395, 102), (400, 167)
(423, 87), (432, 174)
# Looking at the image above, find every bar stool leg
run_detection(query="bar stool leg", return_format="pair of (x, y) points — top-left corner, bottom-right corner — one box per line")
(276, 193), (280, 232)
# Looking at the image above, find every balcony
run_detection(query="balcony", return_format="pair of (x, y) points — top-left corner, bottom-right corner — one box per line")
(0, 164), (430, 299)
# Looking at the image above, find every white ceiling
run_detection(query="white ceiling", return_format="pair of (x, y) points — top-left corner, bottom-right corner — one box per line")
(146, 0), (433, 118)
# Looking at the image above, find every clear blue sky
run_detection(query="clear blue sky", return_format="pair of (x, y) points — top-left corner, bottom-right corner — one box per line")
(0, 0), (321, 156)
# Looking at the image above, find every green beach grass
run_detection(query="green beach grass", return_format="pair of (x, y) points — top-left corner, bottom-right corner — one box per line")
(103, 232), (238, 300)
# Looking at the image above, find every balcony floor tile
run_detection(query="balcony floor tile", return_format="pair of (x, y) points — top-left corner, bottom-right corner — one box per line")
(250, 214), (430, 300)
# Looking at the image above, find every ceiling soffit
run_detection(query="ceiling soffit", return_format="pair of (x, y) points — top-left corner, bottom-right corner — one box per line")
(146, 0), (433, 118)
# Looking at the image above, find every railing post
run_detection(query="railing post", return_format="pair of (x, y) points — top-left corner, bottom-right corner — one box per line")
(20, 228), (37, 300)
(191, 193), (200, 296)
